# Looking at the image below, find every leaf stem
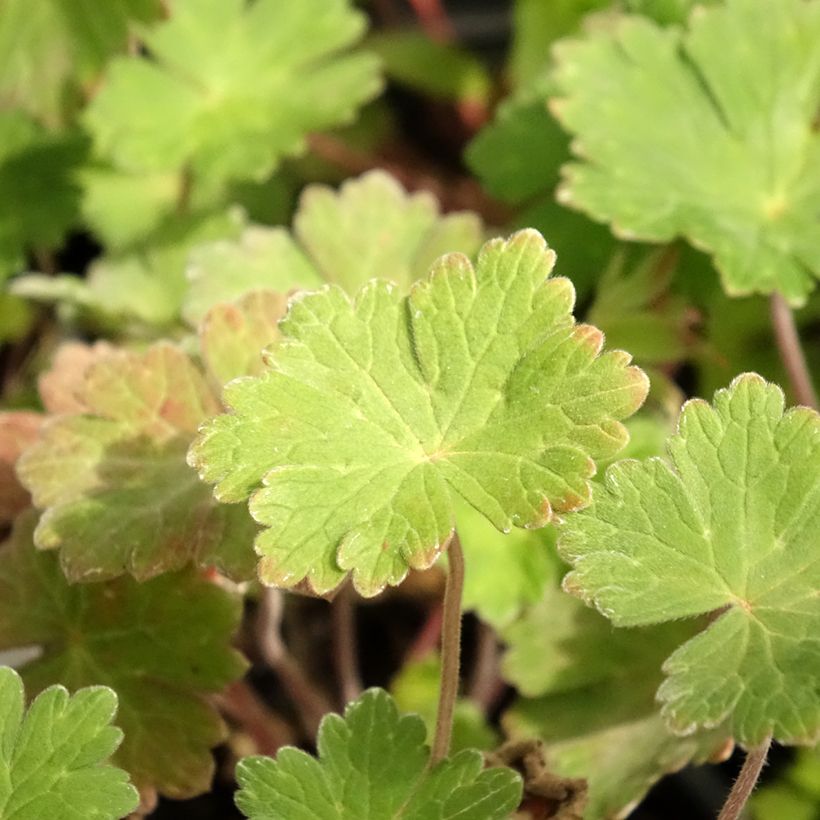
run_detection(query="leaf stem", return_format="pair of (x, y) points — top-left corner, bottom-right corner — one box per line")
(431, 532), (465, 765)
(331, 584), (363, 707)
(257, 588), (333, 737)
(717, 737), (771, 820)
(769, 292), (818, 409)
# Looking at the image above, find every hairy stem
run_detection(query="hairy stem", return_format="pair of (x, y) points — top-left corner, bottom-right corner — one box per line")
(331, 585), (363, 706)
(431, 533), (465, 765)
(717, 738), (771, 820)
(257, 588), (334, 737)
(770, 292), (818, 409)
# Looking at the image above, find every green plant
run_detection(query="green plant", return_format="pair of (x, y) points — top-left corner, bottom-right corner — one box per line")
(0, 1), (818, 819)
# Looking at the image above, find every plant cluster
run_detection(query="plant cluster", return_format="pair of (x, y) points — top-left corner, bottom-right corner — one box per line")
(0, 1), (818, 819)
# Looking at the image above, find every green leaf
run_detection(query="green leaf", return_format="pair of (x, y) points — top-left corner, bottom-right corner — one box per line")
(184, 226), (321, 324)
(586, 246), (693, 365)
(457, 498), (560, 629)
(503, 588), (730, 819)
(0, 512), (247, 798)
(85, 0), (382, 193)
(0, 0), (162, 127)
(552, 0), (820, 303)
(465, 83), (567, 205)
(0, 665), (138, 819)
(390, 654), (498, 753)
(18, 343), (257, 582)
(0, 112), (85, 281)
(560, 373), (820, 745)
(190, 229), (648, 596)
(183, 171), (485, 323)
(235, 688), (522, 820)
(79, 165), (182, 249)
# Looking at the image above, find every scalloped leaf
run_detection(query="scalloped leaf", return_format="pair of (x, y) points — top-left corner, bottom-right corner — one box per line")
(0, 665), (138, 819)
(183, 170), (485, 323)
(190, 229), (648, 596)
(0, 512), (247, 798)
(18, 343), (257, 582)
(85, 0), (381, 193)
(552, 0), (820, 304)
(235, 688), (521, 820)
(560, 374), (820, 745)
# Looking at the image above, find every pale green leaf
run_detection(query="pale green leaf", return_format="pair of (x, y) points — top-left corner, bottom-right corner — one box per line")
(552, 0), (820, 303)
(293, 171), (485, 293)
(0, 665), (138, 820)
(85, 0), (382, 193)
(190, 229), (648, 596)
(457, 498), (560, 629)
(0, 512), (247, 798)
(183, 171), (484, 323)
(560, 373), (820, 745)
(235, 688), (521, 820)
(184, 226), (321, 324)
(18, 343), (257, 582)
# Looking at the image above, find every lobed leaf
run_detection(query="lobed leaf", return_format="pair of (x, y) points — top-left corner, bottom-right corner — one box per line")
(235, 688), (521, 820)
(183, 170), (485, 323)
(85, 0), (382, 193)
(0, 512), (247, 798)
(552, 0), (820, 303)
(18, 343), (257, 582)
(0, 665), (138, 819)
(191, 229), (648, 596)
(560, 374), (820, 745)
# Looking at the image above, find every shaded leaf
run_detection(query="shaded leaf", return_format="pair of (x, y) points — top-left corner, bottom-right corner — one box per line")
(0, 512), (247, 798)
